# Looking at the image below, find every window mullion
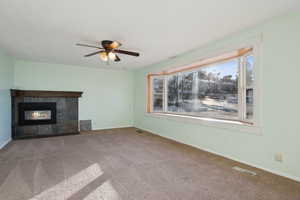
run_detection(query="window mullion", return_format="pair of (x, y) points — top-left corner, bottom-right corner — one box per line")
(163, 76), (168, 113)
(238, 57), (247, 120)
(178, 73), (182, 113)
(149, 76), (153, 113)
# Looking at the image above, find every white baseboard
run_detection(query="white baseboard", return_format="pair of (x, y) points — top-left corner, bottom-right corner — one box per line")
(92, 125), (133, 131)
(136, 126), (300, 183)
(191, 144), (300, 183)
(0, 138), (11, 149)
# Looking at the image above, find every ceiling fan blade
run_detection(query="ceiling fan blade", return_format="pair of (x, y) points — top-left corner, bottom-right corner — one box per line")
(114, 49), (140, 57)
(115, 55), (121, 62)
(84, 51), (103, 57)
(76, 43), (103, 49)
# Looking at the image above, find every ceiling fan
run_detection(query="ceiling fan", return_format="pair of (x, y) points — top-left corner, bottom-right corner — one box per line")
(76, 40), (140, 63)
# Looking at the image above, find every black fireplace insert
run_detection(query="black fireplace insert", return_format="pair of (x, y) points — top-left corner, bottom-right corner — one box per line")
(18, 102), (57, 126)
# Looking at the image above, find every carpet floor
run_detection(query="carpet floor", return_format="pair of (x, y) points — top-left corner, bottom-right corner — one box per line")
(0, 128), (299, 200)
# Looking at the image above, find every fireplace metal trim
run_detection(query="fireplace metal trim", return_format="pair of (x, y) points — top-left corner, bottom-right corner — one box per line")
(18, 102), (57, 126)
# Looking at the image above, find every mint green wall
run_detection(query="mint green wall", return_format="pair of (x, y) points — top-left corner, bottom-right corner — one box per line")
(14, 60), (134, 130)
(133, 12), (300, 180)
(1, 11), (299, 181)
(0, 50), (14, 147)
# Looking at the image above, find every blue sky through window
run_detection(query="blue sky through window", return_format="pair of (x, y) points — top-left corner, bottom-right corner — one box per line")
(203, 59), (238, 78)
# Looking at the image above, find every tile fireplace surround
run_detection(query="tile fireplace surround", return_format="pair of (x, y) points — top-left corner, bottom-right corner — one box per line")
(11, 90), (83, 139)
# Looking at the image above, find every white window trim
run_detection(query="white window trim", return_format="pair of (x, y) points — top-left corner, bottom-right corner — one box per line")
(146, 35), (262, 134)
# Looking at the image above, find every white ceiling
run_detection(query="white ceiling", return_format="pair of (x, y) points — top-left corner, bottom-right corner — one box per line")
(0, 0), (299, 70)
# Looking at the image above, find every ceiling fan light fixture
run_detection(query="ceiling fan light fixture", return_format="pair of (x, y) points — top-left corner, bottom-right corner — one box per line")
(108, 52), (116, 61)
(110, 41), (121, 49)
(99, 51), (108, 61)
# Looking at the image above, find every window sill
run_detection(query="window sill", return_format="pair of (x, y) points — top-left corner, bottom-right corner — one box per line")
(145, 112), (262, 135)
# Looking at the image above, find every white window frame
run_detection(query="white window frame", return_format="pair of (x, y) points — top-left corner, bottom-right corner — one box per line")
(146, 37), (262, 134)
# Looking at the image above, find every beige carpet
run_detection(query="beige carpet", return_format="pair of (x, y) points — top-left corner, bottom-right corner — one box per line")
(0, 127), (299, 200)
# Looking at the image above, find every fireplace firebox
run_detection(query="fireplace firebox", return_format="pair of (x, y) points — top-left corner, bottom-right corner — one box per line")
(19, 102), (57, 126)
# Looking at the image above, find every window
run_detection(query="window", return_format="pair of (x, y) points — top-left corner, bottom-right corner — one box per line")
(147, 47), (255, 124)
(246, 55), (254, 120)
(152, 77), (164, 112)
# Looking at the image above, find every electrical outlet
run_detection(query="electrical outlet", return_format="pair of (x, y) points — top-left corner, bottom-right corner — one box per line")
(275, 153), (283, 162)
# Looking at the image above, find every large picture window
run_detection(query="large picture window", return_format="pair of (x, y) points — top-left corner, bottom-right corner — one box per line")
(147, 47), (255, 124)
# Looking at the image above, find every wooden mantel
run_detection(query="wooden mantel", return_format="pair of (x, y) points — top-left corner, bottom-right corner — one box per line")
(11, 89), (83, 98)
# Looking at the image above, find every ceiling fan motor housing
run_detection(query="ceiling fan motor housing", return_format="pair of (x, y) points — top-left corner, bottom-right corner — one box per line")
(102, 40), (121, 50)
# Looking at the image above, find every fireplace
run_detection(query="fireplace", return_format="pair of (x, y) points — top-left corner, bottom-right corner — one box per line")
(19, 102), (57, 126)
(11, 89), (82, 139)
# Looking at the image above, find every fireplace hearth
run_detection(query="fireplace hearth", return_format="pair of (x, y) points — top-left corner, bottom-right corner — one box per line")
(11, 89), (83, 139)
